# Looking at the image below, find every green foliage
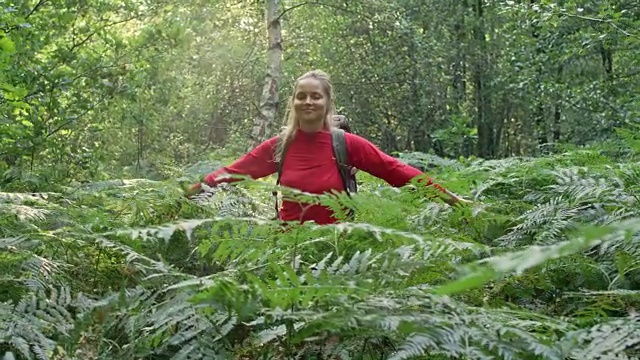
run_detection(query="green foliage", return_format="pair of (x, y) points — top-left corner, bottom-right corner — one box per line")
(3, 0), (640, 186)
(2, 149), (640, 359)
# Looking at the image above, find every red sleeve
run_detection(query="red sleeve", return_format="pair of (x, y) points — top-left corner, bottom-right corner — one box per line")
(345, 133), (446, 193)
(203, 136), (279, 186)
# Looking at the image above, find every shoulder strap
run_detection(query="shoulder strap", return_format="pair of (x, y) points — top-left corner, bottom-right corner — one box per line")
(331, 128), (357, 194)
(275, 137), (285, 187)
(273, 137), (288, 220)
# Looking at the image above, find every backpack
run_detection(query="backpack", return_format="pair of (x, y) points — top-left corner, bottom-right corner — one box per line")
(272, 128), (357, 220)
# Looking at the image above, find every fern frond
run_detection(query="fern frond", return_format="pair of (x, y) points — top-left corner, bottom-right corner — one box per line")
(496, 197), (588, 246)
(0, 192), (57, 204)
(0, 204), (50, 222)
(435, 218), (640, 296)
(560, 314), (640, 360)
(0, 286), (80, 360)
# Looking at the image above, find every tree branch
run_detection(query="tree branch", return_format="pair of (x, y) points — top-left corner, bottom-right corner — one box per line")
(561, 12), (639, 39)
(25, 0), (48, 19)
(19, 8), (162, 102)
(278, 1), (375, 22)
(277, 2), (308, 22)
(45, 95), (111, 139)
(3, 0), (48, 33)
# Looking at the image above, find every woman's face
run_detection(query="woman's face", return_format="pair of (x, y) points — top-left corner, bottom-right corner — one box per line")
(293, 78), (328, 125)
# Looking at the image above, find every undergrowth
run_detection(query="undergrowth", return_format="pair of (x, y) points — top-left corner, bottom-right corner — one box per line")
(1, 147), (640, 360)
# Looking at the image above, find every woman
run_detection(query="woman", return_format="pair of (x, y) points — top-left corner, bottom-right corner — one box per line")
(186, 70), (468, 224)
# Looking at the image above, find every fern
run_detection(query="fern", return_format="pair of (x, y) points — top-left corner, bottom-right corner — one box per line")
(0, 286), (79, 360)
(559, 313), (640, 359)
(3, 149), (640, 359)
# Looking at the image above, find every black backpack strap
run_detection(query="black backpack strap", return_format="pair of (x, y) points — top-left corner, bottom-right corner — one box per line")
(331, 128), (357, 195)
(275, 140), (285, 188)
(273, 137), (288, 220)
(331, 128), (357, 220)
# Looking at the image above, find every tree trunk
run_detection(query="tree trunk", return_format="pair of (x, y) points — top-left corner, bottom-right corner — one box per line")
(601, 43), (613, 79)
(250, 0), (283, 149)
(472, 0), (496, 158)
(553, 65), (563, 142)
(453, 1), (467, 107)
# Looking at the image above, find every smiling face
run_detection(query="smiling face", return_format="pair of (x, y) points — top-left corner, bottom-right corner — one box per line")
(293, 77), (329, 126)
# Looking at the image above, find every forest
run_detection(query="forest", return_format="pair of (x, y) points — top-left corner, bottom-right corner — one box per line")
(1, 0), (640, 359)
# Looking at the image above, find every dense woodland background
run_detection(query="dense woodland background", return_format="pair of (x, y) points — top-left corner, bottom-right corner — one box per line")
(1, 0), (640, 359)
(2, 0), (639, 183)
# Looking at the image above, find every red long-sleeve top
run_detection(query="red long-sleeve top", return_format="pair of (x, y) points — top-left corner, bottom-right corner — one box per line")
(199, 129), (446, 224)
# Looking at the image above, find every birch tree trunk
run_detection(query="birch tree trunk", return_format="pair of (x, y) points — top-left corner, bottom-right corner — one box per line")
(250, 0), (283, 148)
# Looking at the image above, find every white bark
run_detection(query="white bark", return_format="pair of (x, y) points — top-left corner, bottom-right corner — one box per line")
(250, 0), (283, 147)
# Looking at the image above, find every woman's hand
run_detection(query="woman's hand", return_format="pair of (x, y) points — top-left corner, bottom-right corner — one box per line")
(183, 183), (204, 198)
(442, 189), (472, 207)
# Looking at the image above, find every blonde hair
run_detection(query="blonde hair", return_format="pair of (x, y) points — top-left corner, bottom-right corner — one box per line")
(274, 70), (336, 162)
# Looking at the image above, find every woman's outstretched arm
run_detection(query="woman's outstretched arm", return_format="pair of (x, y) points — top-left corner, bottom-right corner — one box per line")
(345, 133), (468, 206)
(186, 137), (279, 196)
